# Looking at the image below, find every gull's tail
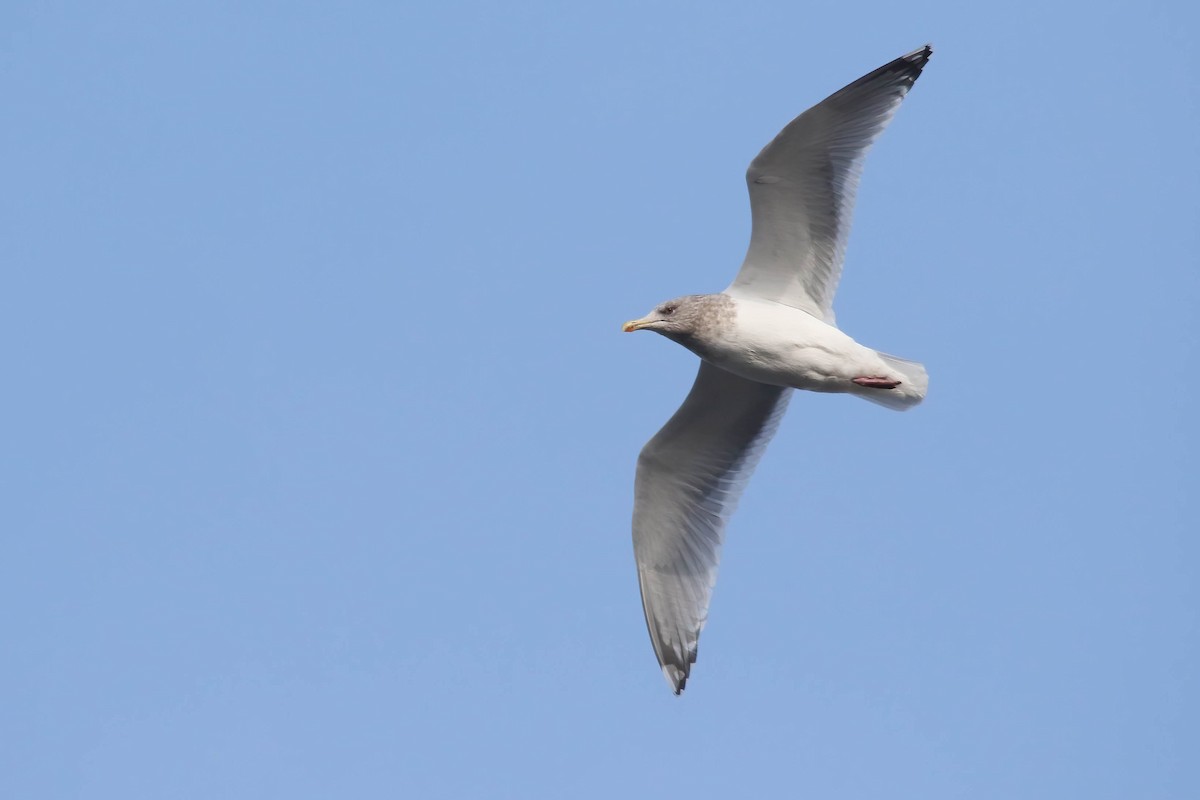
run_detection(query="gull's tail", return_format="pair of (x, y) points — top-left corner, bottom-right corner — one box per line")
(853, 352), (928, 411)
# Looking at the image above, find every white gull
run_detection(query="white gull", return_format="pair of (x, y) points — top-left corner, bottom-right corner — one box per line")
(623, 45), (933, 693)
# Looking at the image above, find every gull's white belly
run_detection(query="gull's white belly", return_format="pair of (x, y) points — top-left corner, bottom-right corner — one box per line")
(697, 298), (892, 393)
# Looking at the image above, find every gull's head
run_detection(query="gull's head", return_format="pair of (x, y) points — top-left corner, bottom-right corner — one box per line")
(622, 295), (715, 338)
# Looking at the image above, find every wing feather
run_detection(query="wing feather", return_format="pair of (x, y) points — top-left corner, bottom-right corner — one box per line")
(726, 45), (932, 322)
(633, 362), (791, 693)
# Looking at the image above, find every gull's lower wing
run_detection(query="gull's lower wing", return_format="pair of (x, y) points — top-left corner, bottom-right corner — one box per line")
(726, 45), (932, 322)
(633, 362), (791, 693)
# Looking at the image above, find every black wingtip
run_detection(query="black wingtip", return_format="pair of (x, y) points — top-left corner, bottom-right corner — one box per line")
(872, 44), (932, 93)
(898, 44), (933, 78)
(905, 43), (934, 67)
(828, 44), (934, 105)
(660, 657), (692, 694)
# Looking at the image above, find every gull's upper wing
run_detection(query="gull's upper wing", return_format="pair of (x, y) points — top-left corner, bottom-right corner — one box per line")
(726, 45), (932, 322)
(633, 362), (791, 693)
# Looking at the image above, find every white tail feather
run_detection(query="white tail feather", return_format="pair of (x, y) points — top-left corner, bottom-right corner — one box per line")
(853, 352), (928, 411)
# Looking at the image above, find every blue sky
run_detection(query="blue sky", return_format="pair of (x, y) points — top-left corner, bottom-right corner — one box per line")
(2, 1), (1197, 797)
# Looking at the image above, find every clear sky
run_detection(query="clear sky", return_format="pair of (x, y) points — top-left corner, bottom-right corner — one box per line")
(3, 1), (1197, 797)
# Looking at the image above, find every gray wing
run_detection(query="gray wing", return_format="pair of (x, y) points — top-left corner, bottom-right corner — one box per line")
(726, 45), (932, 322)
(633, 362), (791, 693)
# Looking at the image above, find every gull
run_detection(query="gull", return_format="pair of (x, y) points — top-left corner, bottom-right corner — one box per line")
(623, 45), (933, 694)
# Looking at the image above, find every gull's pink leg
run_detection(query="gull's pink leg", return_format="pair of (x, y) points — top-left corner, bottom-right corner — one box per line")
(852, 376), (901, 389)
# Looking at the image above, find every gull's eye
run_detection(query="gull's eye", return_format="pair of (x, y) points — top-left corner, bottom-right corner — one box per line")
(660, 304), (677, 316)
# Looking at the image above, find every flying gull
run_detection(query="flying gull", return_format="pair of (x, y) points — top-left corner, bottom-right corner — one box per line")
(623, 45), (933, 694)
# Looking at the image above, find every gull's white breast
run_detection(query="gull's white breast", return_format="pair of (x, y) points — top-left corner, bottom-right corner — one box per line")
(699, 297), (892, 393)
